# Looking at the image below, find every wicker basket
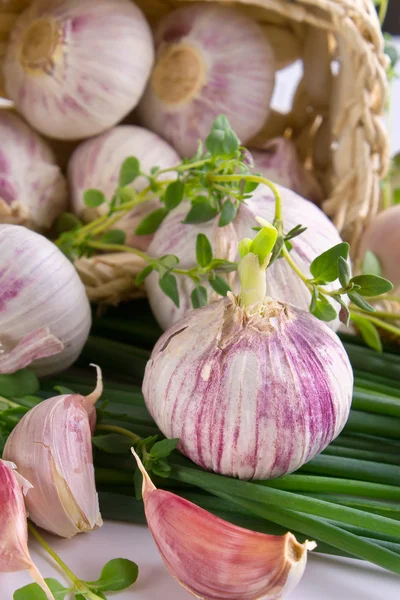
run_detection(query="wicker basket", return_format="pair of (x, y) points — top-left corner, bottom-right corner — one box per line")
(0, 0), (389, 304)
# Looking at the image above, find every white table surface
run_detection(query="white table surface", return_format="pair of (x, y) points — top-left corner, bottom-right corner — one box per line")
(3, 35), (400, 600)
(1, 520), (400, 599)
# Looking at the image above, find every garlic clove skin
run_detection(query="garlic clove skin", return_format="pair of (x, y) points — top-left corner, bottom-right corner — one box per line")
(68, 125), (180, 250)
(0, 112), (67, 230)
(133, 449), (315, 600)
(143, 295), (353, 480)
(145, 184), (347, 331)
(3, 0), (154, 140)
(137, 4), (275, 158)
(3, 370), (103, 538)
(0, 327), (64, 375)
(249, 138), (324, 204)
(0, 460), (54, 599)
(0, 224), (91, 377)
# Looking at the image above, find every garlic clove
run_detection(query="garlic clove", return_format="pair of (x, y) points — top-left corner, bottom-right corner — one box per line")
(0, 327), (63, 374)
(133, 449), (315, 600)
(0, 460), (54, 599)
(3, 369), (103, 539)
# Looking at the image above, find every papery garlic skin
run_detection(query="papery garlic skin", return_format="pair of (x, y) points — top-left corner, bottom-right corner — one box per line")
(134, 450), (315, 600)
(3, 372), (103, 539)
(3, 0), (154, 140)
(146, 184), (346, 330)
(0, 225), (91, 377)
(68, 126), (180, 249)
(359, 204), (400, 288)
(137, 4), (275, 158)
(0, 112), (67, 230)
(0, 460), (54, 599)
(250, 138), (323, 204)
(143, 295), (353, 480)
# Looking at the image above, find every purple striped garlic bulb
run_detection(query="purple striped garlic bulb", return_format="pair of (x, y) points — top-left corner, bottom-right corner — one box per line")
(146, 184), (346, 330)
(250, 138), (323, 204)
(143, 295), (353, 480)
(0, 112), (67, 230)
(137, 4), (275, 158)
(0, 224), (91, 377)
(68, 126), (180, 250)
(3, 0), (154, 140)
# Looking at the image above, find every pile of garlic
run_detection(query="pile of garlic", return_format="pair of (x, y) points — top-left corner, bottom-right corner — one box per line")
(0, 0), (318, 234)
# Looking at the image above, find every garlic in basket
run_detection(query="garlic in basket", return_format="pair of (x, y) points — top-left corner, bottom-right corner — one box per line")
(3, 368), (103, 539)
(0, 224), (91, 377)
(137, 4), (275, 158)
(143, 229), (353, 480)
(133, 449), (315, 600)
(146, 184), (346, 331)
(0, 112), (67, 230)
(3, 0), (154, 140)
(0, 460), (54, 599)
(68, 126), (180, 249)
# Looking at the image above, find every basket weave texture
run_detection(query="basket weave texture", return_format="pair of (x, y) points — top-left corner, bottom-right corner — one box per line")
(0, 0), (389, 304)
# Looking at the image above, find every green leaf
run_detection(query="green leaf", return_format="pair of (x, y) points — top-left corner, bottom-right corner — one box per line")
(136, 208), (168, 235)
(159, 273), (179, 307)
(54, 385), (75, 395)
(338, 256), (351, 288)
(285, 224), (307, 241)
(205, 115), (240, 157)
(183, 201), (218, 224)
(350, 274), (393, 297)
(348, 291), (375, 312)
(0, 369), (39, 398)
(244, 180), (259, 194)
(55, 212), (82, 234)
(361, 250), (382, 276)
(196, 234), (213, 268)
(268, 236), (284, 266)
(218, 201), (237, 227)
(84, 189), (106, 208)
(99, 229), (126, 245)
(86, 558), (138, 592)
(191, 285), (208, 308)
(310, 243), (350, 283)
(351, 315), (382, 352)
(164, 180), (185, 211)
(152, 459), (171, 478)
(135, 265), (154, 286)
(76, 594), (106, 600)
(119, 157), (140, 187)
(150, 438), (179, 459)
(209, 259), (238, 273)
(334, 296), (350, 327)
(209, 274), (231, 297)
(309, 285), (319, 313)
(92, 434), (133, 454)
(394, 189), (400, 205)
(14, 579), (70, 600)
(311, 295), (337, 322)
(118, 187), (137, 204)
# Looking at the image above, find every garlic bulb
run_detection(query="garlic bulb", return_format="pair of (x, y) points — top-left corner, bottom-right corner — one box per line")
(137, 4), (275, 158)
(3, 0), (154, 140)
(0, 224), (91, 377)
(68, 126), (180, 249)
(359, 205), (400, 288)
(0, 112), (67, 230)
(146, 184), (346, 330)
(250, 138), (323, 204)
(0, 460), (54, 599)
(143, 294), (353, 480)
(133, 449), (315, 599)
(3, 369), (103, 539)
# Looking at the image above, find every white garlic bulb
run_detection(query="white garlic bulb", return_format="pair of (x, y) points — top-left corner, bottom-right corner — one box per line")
(3, 0), (154, 140)
(146, 184), (346, 330)
(143, 294), (353, 480)
(0, 224), (91, 377)
(0, 112), (67, 230)
(68, 125), (181, 249)
(250, 138), (323, 204)
(137, 4), (275, 158)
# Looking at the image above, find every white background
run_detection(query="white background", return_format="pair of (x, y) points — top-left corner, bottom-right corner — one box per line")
(2, 37), (400, 600)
